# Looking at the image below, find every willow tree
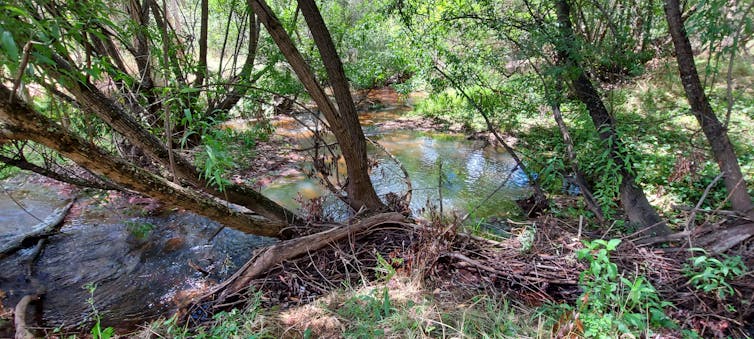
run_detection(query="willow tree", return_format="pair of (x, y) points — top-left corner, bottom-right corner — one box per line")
(0, 0), (386, 238)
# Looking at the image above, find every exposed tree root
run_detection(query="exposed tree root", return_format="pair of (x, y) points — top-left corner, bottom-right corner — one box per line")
(13, 295), (37, 339)
(176, 211), (753, 337)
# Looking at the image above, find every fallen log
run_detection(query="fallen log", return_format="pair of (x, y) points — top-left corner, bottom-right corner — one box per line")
(0, 200), (74, 256)
(179, 212), (407, 320)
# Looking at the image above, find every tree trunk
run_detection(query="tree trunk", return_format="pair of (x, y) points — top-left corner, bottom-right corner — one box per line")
(43, 55), (300, 224)
(551, 102), (605, 223)
(207, 13), (262, 115)
(0, 85), (288, 238)
(555, 0), (670, 234)
(248, 0), (384, 211)
(297, 0), (384, 211)
(664, 0), (754, 217)
(194, 0), (209, 88)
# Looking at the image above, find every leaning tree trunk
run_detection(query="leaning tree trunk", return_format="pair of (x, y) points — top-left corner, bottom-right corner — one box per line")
(42, 54), (300, 225)
(555, 0), (670, 235)
(664, 0), (754, 217)
(0, 84), (288, 238)
(297, 0), (384, 211)
(248, 0), (385, 211)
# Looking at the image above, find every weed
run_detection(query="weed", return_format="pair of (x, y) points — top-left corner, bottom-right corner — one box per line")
(332, 287), (393, 337)
(542, 239), (676, 337)
(125, 220), (155, 239)
(374, 252), (402, 283)
(84, 282), (115, 339)
(682, 249), (747, 299)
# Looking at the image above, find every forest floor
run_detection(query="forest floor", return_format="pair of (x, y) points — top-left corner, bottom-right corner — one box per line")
(134, 204), (753, 338)
(150, 88), (754, 338)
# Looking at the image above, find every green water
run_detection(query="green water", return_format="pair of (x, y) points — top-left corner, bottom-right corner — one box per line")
(261, 113), (531, 221)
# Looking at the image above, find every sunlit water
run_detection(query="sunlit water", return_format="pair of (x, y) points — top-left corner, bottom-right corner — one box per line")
(0, 175), (272, 331)
(0, 106), (531, 331)
(261, 110), (532, 221)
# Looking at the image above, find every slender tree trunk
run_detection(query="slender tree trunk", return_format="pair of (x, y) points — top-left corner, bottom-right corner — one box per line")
(551, 102), (605, 223)
(194, 0), (209, 88)
(555, 0), (670, 234)
(0, 85), (288, 238)
(664, 0), (754, 217)
(208, 13), (262, 115)
(248, 0), (384, 211)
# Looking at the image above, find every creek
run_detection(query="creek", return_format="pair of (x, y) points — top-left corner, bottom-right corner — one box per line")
(0, 105), (530, 333)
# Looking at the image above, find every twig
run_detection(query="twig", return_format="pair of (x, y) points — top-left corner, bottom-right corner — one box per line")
(686, 172), (723, 231)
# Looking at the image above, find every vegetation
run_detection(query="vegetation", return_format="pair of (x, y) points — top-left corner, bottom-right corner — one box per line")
(1, 0), (753, 337)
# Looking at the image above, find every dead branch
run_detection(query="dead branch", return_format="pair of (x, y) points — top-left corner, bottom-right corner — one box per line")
(180, 212), (407, 320)
(14, 294), (38, 339)
(0, 200), (74, 256)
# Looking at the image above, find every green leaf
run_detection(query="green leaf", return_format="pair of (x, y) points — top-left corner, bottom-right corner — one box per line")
(1, 30), (19, 61)
(606, 238), (621, 251)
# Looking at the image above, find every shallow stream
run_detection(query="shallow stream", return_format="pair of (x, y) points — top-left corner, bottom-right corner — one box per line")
(0, 106), (529, 333)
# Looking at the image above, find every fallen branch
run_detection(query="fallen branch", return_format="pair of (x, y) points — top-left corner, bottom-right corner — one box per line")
(14, 294), (38, 339)
(0, 200), (74, 256)
(180, 212), (407, 320)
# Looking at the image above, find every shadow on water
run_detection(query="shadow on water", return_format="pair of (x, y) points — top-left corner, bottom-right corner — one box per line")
(0, 103), (529, 333)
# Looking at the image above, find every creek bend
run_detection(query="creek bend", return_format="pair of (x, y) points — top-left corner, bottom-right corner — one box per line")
(0, 107), (531, 332)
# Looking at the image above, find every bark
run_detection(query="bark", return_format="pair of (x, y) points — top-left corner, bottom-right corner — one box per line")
(0, 154), (121, 191)
(664, 0), (754, 217)
(194, 0), (209, 88)
(42, 55), (300, 224)
(248, 0), (384, 211)
(551, 103), (605, 223)
(297, 0), (383, 210)
(14, 295), (37, 339)
(180, 212), (406, 317)
(126, 0), (161, 118)
(0, 85), (288, 238)
(555, 0), (670, 234)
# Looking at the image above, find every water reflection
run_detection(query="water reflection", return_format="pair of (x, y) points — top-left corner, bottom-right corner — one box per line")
(261, 112), (532, 221)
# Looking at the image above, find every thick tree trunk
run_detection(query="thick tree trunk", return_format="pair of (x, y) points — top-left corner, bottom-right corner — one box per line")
(664, 0), (754, 217)
(555, 0), (670, 234)
(297, 0), (383, 210)
(0, 85), (288, 238)
(43, 55), (300, 224)
(248, 0), (384, 211)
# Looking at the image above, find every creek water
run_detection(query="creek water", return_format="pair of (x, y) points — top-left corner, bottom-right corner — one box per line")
(0, 175), (272, 333)
(0, 105), (530, 333)
(262, 108), (531, 220)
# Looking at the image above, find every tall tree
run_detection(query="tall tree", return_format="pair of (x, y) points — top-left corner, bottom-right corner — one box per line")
(555, 0), (670, 234)
(664, 0), (754, 217)
(248, 0), (385, 211)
